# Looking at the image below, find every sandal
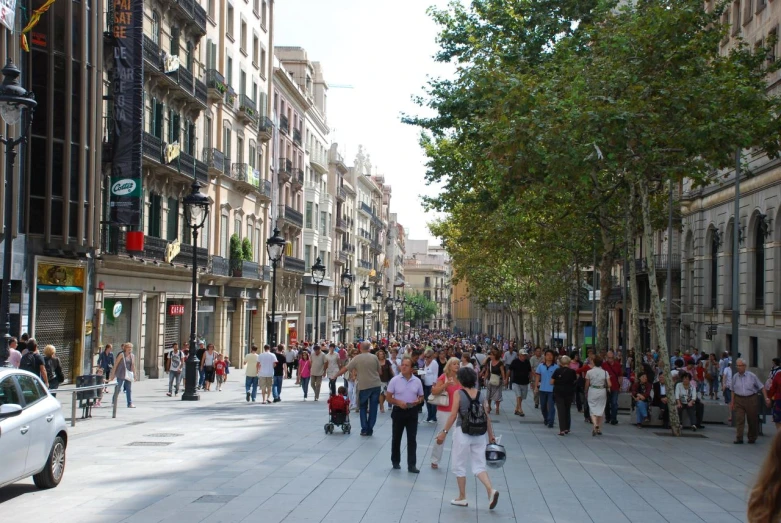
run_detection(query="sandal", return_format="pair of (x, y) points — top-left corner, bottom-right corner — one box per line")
(592, 428), (597, 437)
(431, 463), (438, 469)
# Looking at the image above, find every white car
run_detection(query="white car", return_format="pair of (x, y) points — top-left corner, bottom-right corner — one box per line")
(0, 367), (68, 489)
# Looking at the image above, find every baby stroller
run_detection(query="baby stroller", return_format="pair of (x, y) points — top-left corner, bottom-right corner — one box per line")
(325, 394), (351, 434)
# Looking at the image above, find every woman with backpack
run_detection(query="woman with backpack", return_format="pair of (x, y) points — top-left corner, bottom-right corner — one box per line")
(435, 367), (500, 510)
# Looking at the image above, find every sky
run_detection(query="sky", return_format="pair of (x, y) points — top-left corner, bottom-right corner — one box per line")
(274, 0), (455, 242)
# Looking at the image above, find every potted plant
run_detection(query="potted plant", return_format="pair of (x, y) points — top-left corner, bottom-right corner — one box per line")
(229, 234), (243, 276)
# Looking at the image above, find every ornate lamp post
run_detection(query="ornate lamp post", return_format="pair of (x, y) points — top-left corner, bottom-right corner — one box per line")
(359, 280), (370, 341)
(340, 268), (353, 343)
(385, 292), (394, 339)
(266, 227), (285, 347)
(181, 181), (211, 401)
(311, 257), (326, 343)
(0, 60), (35, 367)
(395, 293), (403, 339)
(374, 286), (383, 340)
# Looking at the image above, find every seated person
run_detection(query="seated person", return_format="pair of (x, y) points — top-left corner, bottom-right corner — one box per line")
(328, 386), (350, 412)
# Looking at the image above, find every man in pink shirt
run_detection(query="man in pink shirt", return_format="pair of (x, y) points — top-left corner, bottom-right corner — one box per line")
(7, 337), (21, 368)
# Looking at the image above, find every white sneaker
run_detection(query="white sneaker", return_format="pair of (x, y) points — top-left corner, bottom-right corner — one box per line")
(451, 499), (468, 507)
(489, 490), (499, 510)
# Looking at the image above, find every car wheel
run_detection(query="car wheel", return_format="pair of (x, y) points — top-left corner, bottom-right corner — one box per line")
(33, 436), (66, 489)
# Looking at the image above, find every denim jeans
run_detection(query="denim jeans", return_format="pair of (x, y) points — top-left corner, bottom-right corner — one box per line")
(113, 378), (132, 406)
(539, 391), (555, 426)
(245, 376), (258, 401)
(198, 368), (206, 388)
(606, 390), (619, 422)
(358, 386), (381, 434)
(636, 400), (649, 424)
(300, 377), (310, 398)
(423, 384), (437, 421)
(272, 375), (283, 400)
(168, 371), (182, 394)
(724, 388), (732, 405)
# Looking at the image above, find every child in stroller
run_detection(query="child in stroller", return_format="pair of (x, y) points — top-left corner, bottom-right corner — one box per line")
(325, 386), (351, 434)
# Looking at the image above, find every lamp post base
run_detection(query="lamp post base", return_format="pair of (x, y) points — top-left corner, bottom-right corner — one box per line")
(181, 391), (200, 401)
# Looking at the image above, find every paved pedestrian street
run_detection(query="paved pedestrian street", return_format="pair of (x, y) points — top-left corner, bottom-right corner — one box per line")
(0, 377), (767, 523)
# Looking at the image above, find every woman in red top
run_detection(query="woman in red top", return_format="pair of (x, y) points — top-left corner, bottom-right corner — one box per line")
(768, 371), (781, 429)
(429, 357), (461, 469)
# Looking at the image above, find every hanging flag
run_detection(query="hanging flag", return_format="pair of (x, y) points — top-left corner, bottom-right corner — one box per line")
(20, 0), (57, 51)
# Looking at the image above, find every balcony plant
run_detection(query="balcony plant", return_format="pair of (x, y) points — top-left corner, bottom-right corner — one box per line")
(229, 233), (243, 276)
(241, 238), (253, 262)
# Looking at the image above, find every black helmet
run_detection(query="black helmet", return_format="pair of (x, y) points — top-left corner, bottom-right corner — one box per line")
(485, 443), (506, 468)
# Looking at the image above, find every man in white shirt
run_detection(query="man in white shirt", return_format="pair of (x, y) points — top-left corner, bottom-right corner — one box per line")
(244, 346), (260, 402)
(257, 345), (278, 404)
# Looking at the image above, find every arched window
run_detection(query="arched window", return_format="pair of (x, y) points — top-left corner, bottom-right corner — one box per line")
(711, 232), (718, 309)
(756, 221), (766, 309)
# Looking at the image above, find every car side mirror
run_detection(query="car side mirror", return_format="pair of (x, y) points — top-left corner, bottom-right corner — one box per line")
(0, 404), (22, 419)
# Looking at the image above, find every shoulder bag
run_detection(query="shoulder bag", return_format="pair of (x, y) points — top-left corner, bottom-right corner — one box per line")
(123, 354), (135, 382)
(428, 377), (450, 407)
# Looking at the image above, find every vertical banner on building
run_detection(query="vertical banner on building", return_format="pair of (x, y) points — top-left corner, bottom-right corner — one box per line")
(109, 0), (143, 226)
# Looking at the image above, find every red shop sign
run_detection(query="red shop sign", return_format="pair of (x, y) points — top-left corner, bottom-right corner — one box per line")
(168, 304), (185, 316)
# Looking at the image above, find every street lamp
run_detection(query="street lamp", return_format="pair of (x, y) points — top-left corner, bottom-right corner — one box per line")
(359, 280), (370, 341)
(311, 257), (326, 343)
(395, 294), (403, 339)
(266, 227), (285, 347)
(181, 180), (211, 401)
(400, 294), (407, 341)
(385, 292), (394, 338)
(341, 268), (353, 343)
(0, 60), (35, 368)
(374, 287), (383, 340)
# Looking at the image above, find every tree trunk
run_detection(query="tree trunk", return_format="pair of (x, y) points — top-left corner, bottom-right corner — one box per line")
(627, 184), (644, 377)
(574, 262), (581, 351)
(598, 227), (613, 353)
(638, 178), (682, 435)
(519, 305), (525, 344)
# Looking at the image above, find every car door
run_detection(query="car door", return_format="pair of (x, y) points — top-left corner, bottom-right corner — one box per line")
(0, 374), (29, 485)
(15, 374), (50, 475)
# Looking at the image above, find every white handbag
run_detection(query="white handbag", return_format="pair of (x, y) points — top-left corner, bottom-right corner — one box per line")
(427, 391), (449, 407)
(123, 355), (134, 382)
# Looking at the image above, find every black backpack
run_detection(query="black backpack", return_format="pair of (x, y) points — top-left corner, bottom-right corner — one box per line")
(461, 390), (488, 436)
(20, 352), (38, 375)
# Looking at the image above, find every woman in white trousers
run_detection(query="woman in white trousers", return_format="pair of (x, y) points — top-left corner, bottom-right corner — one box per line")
(430, 357), (461, 468)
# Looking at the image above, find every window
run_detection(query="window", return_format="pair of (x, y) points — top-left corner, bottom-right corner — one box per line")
(170, 26), (180, 57)
(252, 82), (257, 105)
(235, 217), (242, 237)
(744, 0), (753, 23)
(732, 1), (741, 35)
(240, 69), (246, 96)
(305, 201), (313, 229)
(320, 211), (326, 235)
(204, 116), (212, 150)
(227, 3), (234, 38)
(755, 220), (765, 309)
(304, 245), (311, 270)
(237, 137), (244, 164)
(17, 375), (44, 407)
(240, 20), (247, 54)
(750, 336), (759, 367)
(0, 376), (20, 405)
(223, 127), (231, 159)
(253, 0), (259, 15)
(247, 223), (253, 252)
(151, 99), (164, 139)
(167, 197), (179, 240)
(425, 277), (431, 288)
(149, 193), (162, 237)
(208, 0), (215, 19)
(424, 290), (431, 301)
(168, 110), (180, 143)
(249, 142), (256, 168)
(206, 39), (217, 70)
(261, 0), (267, 28)
(220, 214), (228, 256)
(769, 28), (777, 64)
(151, 11), (161, 45)
(260, 48), (267, 75)
(253, 35), (259, 65)
(226, 54), (233, 87)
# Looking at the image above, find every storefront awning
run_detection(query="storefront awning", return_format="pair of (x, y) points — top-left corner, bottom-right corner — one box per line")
(37, 284), (83, 293)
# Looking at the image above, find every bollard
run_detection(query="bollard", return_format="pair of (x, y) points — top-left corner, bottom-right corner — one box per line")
(112, 381), (118, 419)
(71, 390), (77, 427)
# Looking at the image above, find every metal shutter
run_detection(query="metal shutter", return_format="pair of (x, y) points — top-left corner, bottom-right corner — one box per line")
(35, 293), (78, 381)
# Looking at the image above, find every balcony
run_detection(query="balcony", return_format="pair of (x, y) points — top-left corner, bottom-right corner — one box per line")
(211, 255), (230, 276)
(358, 228), (370, 240)
(359, 201), (372, 216)
(230, 163), (255, 184)
(163, 65), (206, 110)
(280, 114), (289, 135)
(634, 254), (681, 274)
(111, 232), (207, 268)
(293, 127), (302, 146)
(281, 205), (303, 229)
(238, 94), (258, 126)
(171, 0), (207, 36)
(205, 69), (228, 103)
(278, 157), (292, 183)
(230, 259), (262, 279)
(224, 87), (237, 111)
(143, 35), (163, 71)
(310, 151), (328, 174)
(335, 217), (349, 232)
(359, 259), (372, 270)
(285, 256), (306, 274)
(263, 265), (272, 282)
(203, 148), (226, 175)
(259, 179), (272, 201)
(336, 186), (347, 202)
(371, 239), (382, 253)
(175, 150), (196, 177)
(258, 116), (273, 141)
(292, 169), (304, 189)
(142, 132), (163, 163)
(341, 243), (354, 254)
(194, 78), (208, 105)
